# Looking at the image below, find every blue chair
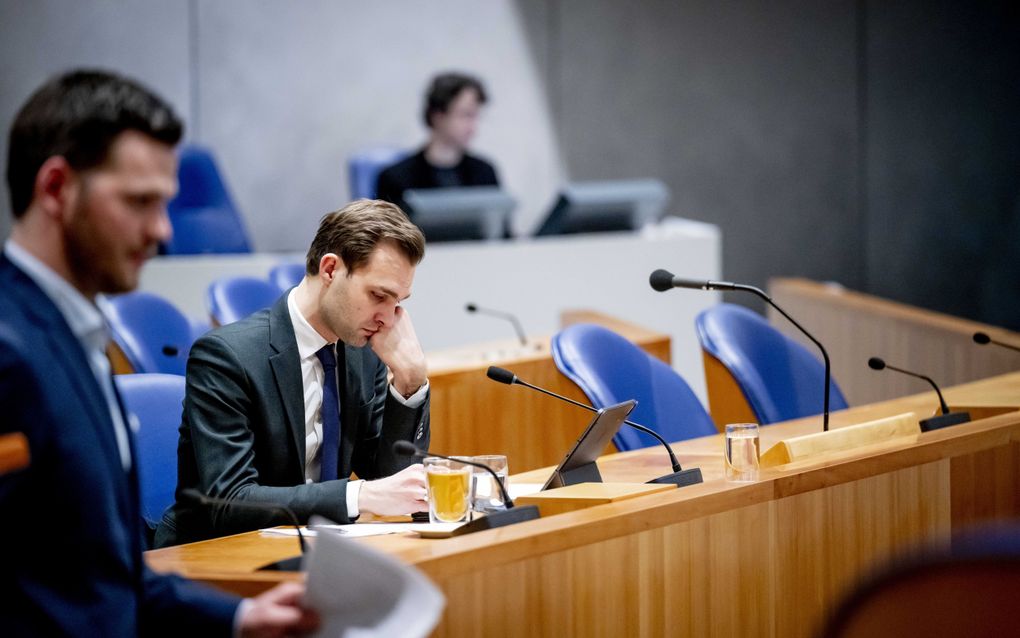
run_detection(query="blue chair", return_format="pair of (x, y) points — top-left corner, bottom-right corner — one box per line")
(114, 373), (185, 530)
(551, 323), (717, 451)
(207, 276), (281, 326)
(268, 261), (306, 292)
(105, 292), (194, 376)
(695, 303), (848, 425)
(348, 146), (409, 200)
(164, 145), (252, 254)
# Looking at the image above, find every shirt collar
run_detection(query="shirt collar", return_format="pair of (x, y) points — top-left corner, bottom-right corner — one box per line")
(4, 239), (108, 352)
(287, 287), (331, 360)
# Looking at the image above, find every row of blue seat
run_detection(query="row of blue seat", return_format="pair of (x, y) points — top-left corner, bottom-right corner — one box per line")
(552, 306), (848, 452)
(106, 264), (304, 376)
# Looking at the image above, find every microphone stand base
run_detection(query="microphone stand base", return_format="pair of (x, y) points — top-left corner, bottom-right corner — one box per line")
(452, 505), (541, 536)
(920, 411), (971, 432)
(258, 555), (303, 572)
(647, 467), (704, 487)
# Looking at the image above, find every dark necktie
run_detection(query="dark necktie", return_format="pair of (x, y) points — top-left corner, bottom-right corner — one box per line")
(315, 344), (341, 482)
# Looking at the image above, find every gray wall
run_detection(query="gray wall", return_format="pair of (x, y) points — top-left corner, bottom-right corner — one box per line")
(0, 0), (566, 247)
(3, 1), (1018, 329)
(864, 1), (1020, 329)
(518, 0), (1020, 328)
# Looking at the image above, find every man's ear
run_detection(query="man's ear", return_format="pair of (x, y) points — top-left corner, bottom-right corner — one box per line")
(34, 156), (78, 220)
(318, 253), (346, 283)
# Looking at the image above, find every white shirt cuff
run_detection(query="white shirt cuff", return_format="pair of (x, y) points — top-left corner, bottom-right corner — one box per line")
(233, 598), (254, 638)
(346, 479), (363, 518)
(389, 379), (429, 408)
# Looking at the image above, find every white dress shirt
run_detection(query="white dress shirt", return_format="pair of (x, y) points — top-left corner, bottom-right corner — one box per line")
(286, 289), (427, 518)
(4, 240), (132, 471)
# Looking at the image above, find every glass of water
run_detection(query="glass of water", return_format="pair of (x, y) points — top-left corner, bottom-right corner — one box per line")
(470, 455), (509, 514)
(724, 423), (760, 482)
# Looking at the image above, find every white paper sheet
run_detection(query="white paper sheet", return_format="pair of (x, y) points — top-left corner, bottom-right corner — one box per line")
(260, 522), (462, 539)
(303, 517), (445, 638)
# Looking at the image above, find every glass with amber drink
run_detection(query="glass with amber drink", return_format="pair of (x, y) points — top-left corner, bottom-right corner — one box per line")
(424, 457), (472, 524)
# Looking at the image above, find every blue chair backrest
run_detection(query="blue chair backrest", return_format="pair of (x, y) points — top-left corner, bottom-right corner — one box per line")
(551, 323), (717, 451)
(207, 276), (281, 325)
(348, 146), (409, 200)
(695, 303), (848, 424)
(105, 292), (193, 376)
(165, 145), (252, 254)
(114, 373), (185, 527)
(268, 261), (306, 292)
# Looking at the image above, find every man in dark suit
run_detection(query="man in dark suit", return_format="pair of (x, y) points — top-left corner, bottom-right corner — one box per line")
(156, 199), (431, 547)
(376, 71), (499, 218)
(0, 69), (318, 636)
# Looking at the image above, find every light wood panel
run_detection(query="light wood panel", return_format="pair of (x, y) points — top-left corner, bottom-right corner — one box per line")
(515, 482), (675, 517)
(702, 351), (758, 430)
(426, 310), (671, 472)
(759, 412), (918, 467)
(146, 372), (1020, 637)
(767, 278), (1020, 406)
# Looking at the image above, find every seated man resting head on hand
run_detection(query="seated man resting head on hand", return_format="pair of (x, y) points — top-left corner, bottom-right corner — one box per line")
(156, 199), (431, 547)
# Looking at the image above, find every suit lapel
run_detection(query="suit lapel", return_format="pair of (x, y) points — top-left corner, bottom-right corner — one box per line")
(267, 295), (307, 473)
(1, 256), (135, 524)
(2, 257), (125, 473)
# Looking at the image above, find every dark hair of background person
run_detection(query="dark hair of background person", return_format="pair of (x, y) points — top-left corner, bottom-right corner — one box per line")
(305, 199), (426, 276)
(421, 71), (488, 129)
(5, 68), (183, 218)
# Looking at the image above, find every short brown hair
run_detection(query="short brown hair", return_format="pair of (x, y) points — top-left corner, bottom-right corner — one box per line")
(305, 199), (425, 276)
(7, 69), (182, 218)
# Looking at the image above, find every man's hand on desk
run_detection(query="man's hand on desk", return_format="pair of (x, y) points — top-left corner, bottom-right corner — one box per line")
(369, 306), (427, 397)
(358, 463), (428, 516)
(238, 581), (320, 638)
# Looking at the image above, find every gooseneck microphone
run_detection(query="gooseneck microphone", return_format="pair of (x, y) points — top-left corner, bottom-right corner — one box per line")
(650, 268), (834, 432)
(181, 488), (306, 571)
(486, 366), (703, 487)
(392, 441), (540, 535)
(973, 331), (1020, 354)
(465, 303), (527, 346)
(867, 358), (950, 414)
(866, 357), (970, 432)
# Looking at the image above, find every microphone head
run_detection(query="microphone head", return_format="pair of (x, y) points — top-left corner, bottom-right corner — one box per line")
(162, 345), (179, 356)
(867, 357), (886, 371)
(465, 303), (478, 313)
(973, 331), (991, 345)
(392, 440), (421, 457)
(486, 366), (518, 385)
(649, 269), (676, 292)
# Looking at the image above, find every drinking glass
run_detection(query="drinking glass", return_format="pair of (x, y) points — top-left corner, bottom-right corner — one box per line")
(424, 457), (472, 523)
(724, 423), (760, 482)
(469, 455), (509, 514)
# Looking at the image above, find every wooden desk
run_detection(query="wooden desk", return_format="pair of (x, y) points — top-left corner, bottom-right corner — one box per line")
(426, 310), (671, 472)
(147, 373), (1020, 637)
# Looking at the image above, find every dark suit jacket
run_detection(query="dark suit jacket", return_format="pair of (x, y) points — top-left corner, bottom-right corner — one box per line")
(375, 148), (499, 216)
(155, 294), (430, 547)
(0, 254), (238, 637)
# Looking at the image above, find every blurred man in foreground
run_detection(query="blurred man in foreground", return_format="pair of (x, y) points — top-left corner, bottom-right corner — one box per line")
(0, 68), (318, 637)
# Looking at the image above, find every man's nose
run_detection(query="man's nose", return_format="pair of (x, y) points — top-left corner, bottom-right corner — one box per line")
(150, 208), (173, 243)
